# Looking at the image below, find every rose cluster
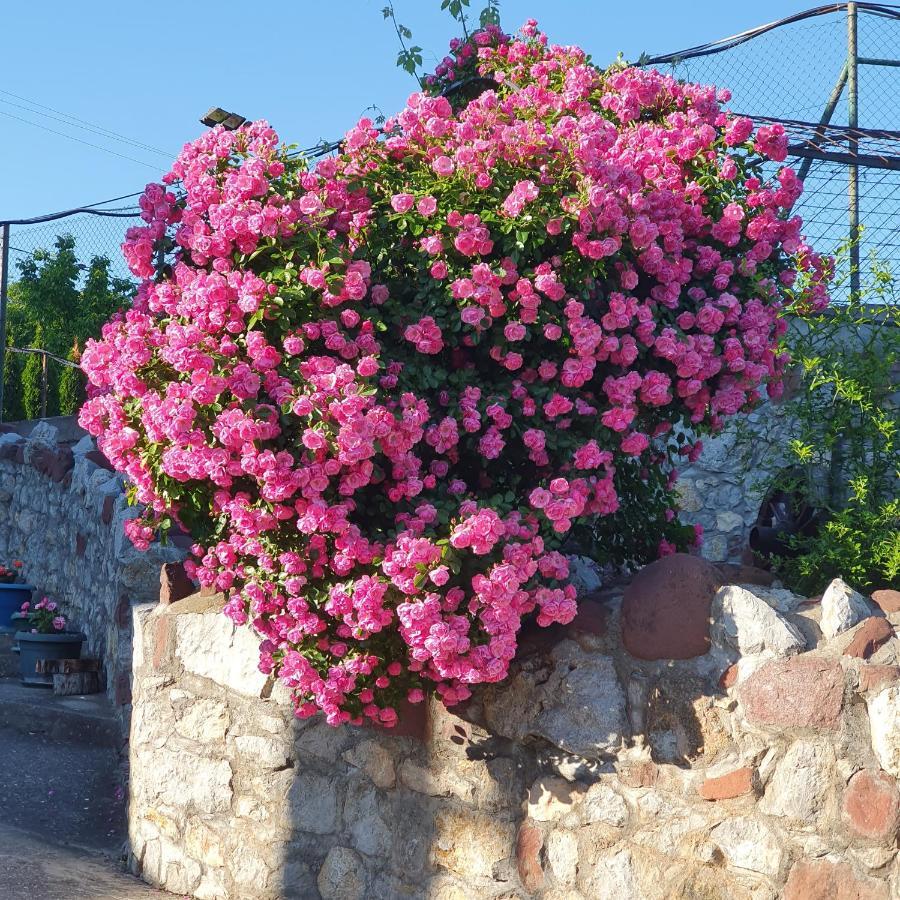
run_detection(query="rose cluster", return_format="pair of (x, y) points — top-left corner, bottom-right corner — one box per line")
(80, 22), (828, 726)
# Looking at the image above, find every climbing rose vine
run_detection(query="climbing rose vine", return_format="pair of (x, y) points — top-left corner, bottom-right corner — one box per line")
(80, 22), (829, 726)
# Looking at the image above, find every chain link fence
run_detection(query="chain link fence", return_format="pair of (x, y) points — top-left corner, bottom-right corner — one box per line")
(643, 2), (900, 300)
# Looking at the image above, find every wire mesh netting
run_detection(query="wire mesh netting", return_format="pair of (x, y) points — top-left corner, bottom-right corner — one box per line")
(5, 201), (142, 285)
(643, 2), (900, 299)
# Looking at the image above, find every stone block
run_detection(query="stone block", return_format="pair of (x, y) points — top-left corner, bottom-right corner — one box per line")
(843, 618), (895, 660)
(714, 584), (806, 656)
(317, 847), (366, 900)
(515, 820), (544, 892)
(759, 740), (834, 820)
(784, 858), (889, 900)
(173, 609), (268, 697)
(739, 656), (844, 731)
(842, 769), (900, 843)
(821, 577), (873, 639)
(621, 553), (722, 660)
(866, 685), (900, 778)
(698, 766), (755, 801)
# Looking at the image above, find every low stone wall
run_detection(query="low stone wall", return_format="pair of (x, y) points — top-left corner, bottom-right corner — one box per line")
(129, 559), (900, 899)
(0, 420), (185, 720)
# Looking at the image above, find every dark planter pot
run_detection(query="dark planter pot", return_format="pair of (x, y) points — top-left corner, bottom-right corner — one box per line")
(0, 584), (34, 633)
(14, 631), (85, 687)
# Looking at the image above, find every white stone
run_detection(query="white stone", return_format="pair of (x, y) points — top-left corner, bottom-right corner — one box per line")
(581, 783), (628, 827)
(547, 830), (578, 885)
(174, 699), (229, 744)
(710, 816), (783, 878)
(759, 740), (833, 820)
(820, 577), (872, 638)
(174, 611), (268, 697)
(867, 685), (900, 777)
(234, 734), (291, 769)
(715, 585), (806, 656)
(527, 776), (585, 822)
(135, 749), (232, 814)
(483, 641), (628, 761)
(579, 849), (641, 900)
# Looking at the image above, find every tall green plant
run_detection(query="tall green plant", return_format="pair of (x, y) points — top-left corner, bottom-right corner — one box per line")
(770, 256), (900, 593)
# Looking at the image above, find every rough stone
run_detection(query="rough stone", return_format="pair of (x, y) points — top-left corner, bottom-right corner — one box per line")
(698, 766), (755, 801)
(866, 686), (900, 778)
(515, 820), (544, 892)
(527, 776), (584, 822)
(342, 740), (396, 790)
(136, 750), (232, 814)
(715, 584), (806, 656)
(484, 640), (628, 760)
(844, 618), (895, 660)
(842, 769), (900, 842)
(173, 698), (229, 744)
(581, 783), (628, 826)
(739, 657), (844, 731)
(760, 740), (833, 820)
(578, 848), (643, 900)
(621, 553), (722, 659)
(317, 847), (366, 900)
(546, 830), (578, 885)
(821, 578), (873, 639)
(871, 589), (900, 615)
(174, 610), (268, 698)
(432, 810), (514, 880)
(857, 666), (900, 694)
(710, 816), (783, 878)
(783, 858), (890, 900)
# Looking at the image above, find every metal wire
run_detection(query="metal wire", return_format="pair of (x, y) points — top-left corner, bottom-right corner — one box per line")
(643, 3), (900, 300)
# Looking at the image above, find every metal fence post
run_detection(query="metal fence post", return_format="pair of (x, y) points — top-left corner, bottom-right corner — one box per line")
(39, 351), (48, 420)
(0, 224), (9, 424)
(847, 2), (860, 302)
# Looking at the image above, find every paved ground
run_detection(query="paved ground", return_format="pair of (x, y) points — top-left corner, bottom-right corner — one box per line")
(0, 669), (178, 898)
(0, 824), (168, 899)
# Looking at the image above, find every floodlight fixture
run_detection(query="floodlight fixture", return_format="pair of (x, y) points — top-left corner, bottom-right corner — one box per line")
(199, 107), (248, 131)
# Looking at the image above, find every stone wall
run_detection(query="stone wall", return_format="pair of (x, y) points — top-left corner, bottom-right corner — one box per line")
(128, 558), (900, 899)
(675, 402), (792, 564)
(0, 420), (185, 719)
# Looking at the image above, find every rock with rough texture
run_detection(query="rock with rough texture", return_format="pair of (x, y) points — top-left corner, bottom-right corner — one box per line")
(841, 769), (900, 842)
(760, 740), (833, 820)
(621, 553), (722, 660)
(866, 685), (900, 777)
(317, 847), (366, 900)
(515, 820), (544, 892)
(821, 577), (873, 639)
(483, 640), (628, 760)
(739, 657), (844, 731)
(710, 816), (783, 878)
(715, 584), (806, 656)
(783, 858), (889, 900)
(698, 767), (755, 801)
(843, 617), (895, 660)
(579, 848), (643, 900)
(871, 589), (900, 615)
(174, 610), (268, 698)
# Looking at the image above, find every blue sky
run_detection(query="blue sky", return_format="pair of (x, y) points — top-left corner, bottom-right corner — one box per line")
(0, 1), (820, 220)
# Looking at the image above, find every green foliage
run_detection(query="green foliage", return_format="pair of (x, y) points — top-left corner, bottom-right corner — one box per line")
(3, 235), (132, 421)
(20, 336), (43, 421)
(770, 255), (900, 593)
(382, 0), (502, 82)
(57, 346), (86, 416)
(776, 478), (900, 594)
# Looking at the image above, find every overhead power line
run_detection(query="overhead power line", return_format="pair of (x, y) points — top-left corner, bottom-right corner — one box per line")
(0, 88), (174, 158)
(0, 108), (163, 171)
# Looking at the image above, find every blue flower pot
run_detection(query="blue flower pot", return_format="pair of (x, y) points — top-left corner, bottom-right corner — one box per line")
(0, 584), (34, 633)
(14, 631), (85, 687)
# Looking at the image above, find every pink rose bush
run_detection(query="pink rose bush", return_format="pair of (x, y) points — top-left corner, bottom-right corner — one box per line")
(80, 22), (828, 726)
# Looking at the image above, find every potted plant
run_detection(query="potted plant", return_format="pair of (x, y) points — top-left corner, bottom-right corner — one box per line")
(0, 562), (33, 634)
(14, 598), (84, 687)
